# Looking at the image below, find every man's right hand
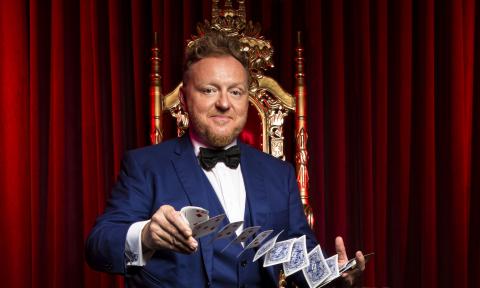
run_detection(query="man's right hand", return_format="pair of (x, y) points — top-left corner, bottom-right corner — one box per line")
(141, 205), (198, 254)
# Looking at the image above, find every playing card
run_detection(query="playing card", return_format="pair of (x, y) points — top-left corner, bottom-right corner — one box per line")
(339, 252), (375, 273)
(339, 258), (356, 273)
(180, 206), (209, 228)
(282, 235), (310, 277)
(318, 254), (339, 287)
(192, 214), (226, 239)
(302, 245), (331, 288)
(252, 229), (284, 262)
(263, 238), (296, 267)
(244, 230), (273, 250)
(221, 226), (261, 252)
(326, 254), (340, 278)
(212, 220), (244, 241)
(233, 226), (261, 243)
(237, 230), (274, 257)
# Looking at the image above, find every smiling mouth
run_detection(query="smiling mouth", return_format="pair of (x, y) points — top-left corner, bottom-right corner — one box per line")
(210, 114), (232, 119)
(210, 115), (232, 124)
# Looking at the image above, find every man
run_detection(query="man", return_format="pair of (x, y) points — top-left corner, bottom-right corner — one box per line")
(86, 31), (365, 287)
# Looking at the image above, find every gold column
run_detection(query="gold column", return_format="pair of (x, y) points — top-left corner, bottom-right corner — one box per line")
(294, 31), (314, 228)
(150, 32), (163, 144)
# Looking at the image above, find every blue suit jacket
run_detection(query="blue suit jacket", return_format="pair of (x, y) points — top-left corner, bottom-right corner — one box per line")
(86, 135), (317, 287)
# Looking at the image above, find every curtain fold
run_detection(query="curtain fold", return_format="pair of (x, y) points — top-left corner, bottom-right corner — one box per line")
(0, 0), (478, 287)
(0, 1), (31, 286)
(411, 0), (437, 287)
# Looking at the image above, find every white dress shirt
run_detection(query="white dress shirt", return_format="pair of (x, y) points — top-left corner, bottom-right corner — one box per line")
(125, 136), (246, 266)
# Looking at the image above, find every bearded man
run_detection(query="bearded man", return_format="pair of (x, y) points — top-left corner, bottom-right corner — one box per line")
(86, 31), (365, 288)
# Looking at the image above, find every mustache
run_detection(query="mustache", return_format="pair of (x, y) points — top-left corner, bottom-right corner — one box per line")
(208, 110), (234, 117)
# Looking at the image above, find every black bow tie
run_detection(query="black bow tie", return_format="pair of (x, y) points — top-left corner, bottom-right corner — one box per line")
(198, 145), (241, 170)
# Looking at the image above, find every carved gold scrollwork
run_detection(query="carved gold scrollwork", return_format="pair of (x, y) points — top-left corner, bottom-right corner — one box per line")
(169, 104), (189, 137)
(247, 80), (293, 160)
(303, 204), (314, 230)
(194, 0), (274, 91)
(268, 108), (287, 160)
(294, 31), (314, 229)
(150, 33), (163, 145)
(151, 125), (163, 145)
(295, 128), (309, 191)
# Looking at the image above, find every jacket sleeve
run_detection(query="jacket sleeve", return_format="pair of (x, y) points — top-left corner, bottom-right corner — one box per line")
(85, 151), (154, 274)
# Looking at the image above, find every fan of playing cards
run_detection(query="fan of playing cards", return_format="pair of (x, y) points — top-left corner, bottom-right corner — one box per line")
(180, 206), (373, 288)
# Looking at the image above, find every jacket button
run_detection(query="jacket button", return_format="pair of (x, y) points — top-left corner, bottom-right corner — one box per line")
(241, 260), (247, 267)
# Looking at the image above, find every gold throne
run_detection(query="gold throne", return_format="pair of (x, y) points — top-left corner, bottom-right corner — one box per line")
(149, 1), (313, 286)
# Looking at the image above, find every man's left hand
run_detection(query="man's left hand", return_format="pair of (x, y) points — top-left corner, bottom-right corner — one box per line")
(335, 236), (365, 287)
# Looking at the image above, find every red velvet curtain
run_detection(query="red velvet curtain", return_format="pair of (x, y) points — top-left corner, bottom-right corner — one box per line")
(0, 0), (478, 287)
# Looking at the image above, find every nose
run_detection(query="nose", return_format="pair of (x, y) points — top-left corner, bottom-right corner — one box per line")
(215, 90), (231, 111)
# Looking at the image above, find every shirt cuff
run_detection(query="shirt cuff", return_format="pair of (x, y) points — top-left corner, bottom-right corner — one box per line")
(125, 220), (154, 266)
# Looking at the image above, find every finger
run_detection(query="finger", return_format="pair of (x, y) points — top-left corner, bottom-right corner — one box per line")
(355, 251), (366, 271)
(159, 207), (198, 250)
(341, 270), (355, 286)
(170, 233), (197, 253)
(169, 234), (196, 254)
(152, 225), (196, 253)
(341, 263), (363, 277)
(163, 208), (193, 238)
(340, 252), (365, 287)
(335, 236), (348, 263)
(154, 211), (197, 250)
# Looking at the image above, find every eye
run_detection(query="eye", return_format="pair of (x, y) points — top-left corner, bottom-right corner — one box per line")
(201, 87), (217, 95)
(230, 88), (245, 97)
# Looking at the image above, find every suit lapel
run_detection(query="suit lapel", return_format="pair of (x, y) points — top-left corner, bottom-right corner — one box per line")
(172, 136), (213, 282)
(239, 143), (268, 228)
(172, 136), (210, 211)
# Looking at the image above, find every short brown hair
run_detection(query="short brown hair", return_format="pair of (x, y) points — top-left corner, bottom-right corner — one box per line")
(183, 31), (250, 84)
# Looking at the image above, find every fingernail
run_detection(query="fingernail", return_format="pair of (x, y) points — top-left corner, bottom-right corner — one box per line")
(190, 240), (198, 249)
